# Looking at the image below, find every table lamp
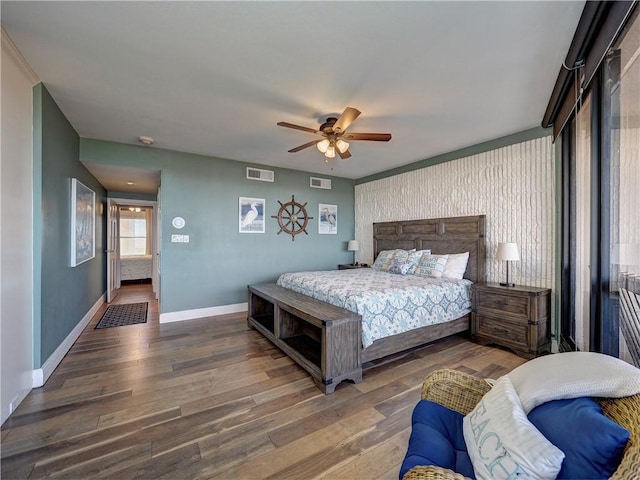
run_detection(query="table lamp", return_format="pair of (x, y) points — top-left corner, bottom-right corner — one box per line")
(497, 242), (519, 287)
(347, 240), (360, 266)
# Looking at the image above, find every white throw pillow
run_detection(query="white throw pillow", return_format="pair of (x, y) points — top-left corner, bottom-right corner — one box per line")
(463, 376), (565, 480)
(507, 351), (640, 413)
(442, 252), (470, 279)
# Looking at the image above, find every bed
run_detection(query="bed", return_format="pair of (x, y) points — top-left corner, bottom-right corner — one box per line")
(120, 254), (153, 281)
(278, 215), (486, 363)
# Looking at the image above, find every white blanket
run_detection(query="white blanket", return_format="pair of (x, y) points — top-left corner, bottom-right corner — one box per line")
(507, 351), (640, 413)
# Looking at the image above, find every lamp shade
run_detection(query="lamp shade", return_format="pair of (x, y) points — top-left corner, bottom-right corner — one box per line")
(336, 138), (350, 153)
(325, 146), (336, 158)
(496, 242), (520, 261)
(316, 139), (330, 153)
(347, 240), (360, 252)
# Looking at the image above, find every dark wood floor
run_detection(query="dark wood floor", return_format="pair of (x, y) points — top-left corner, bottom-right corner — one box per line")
(1, 284), (526, 479)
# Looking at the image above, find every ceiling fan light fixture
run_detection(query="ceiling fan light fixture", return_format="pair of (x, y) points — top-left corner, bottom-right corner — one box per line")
(336, 139), (349, 153)
(277, 107), (391, 160)
(325, 145), (336, 158)
(316, 139), (330, 153)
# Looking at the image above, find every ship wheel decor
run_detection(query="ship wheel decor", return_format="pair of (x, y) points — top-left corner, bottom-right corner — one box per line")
(272, 195), (313, 241)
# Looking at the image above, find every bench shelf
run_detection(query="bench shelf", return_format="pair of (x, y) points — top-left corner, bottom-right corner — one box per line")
(247, 283), (362, 394)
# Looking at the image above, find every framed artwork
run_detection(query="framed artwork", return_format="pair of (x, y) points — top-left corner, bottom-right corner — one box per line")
(239, 197), (265, 233)
(318, 203), (337, 234)
(70, 178), (95, 267)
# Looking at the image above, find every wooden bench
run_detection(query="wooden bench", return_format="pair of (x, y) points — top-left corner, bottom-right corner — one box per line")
(247, 283), (362, 394)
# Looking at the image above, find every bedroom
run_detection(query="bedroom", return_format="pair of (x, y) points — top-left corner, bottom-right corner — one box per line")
(2, 1), (640, 478)
(117, 206), (155, 283)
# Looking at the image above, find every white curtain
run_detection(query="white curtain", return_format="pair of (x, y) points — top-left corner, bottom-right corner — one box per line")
(145, 208), (153, 255)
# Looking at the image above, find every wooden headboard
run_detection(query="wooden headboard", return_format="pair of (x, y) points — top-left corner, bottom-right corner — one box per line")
(373, 215), (486, 283)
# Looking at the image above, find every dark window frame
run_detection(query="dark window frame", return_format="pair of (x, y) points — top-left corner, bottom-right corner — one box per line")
(552, 1), (637, 354)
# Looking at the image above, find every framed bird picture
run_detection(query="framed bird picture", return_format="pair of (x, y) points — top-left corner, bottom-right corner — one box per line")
(318, 203), (337, 234)
(239, 197), (265, 233)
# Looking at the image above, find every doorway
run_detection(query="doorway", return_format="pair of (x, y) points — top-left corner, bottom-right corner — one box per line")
(107, 198), (159, 304)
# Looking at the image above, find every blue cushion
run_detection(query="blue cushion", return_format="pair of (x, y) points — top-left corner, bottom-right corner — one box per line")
(399, 400), (475, 479)
(528, 397), (630, 479)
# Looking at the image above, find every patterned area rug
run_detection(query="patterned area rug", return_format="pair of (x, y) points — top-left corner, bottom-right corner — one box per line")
(96, 302), (148, 329)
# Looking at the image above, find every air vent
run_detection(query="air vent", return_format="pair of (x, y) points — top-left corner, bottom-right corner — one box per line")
(310, 177), (332, 190)
(246, 167), (274, 182)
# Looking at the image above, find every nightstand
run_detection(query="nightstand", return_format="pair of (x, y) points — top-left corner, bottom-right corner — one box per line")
(338, 264), (369, 270)
(471, 282), (551, 359)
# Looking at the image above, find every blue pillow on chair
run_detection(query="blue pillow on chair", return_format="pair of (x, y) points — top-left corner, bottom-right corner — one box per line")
(399, 400), (475, 479)
(528, 397), (629, 479)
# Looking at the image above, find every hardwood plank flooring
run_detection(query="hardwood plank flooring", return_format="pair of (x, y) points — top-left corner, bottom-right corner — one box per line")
(1, 284), (526, 479)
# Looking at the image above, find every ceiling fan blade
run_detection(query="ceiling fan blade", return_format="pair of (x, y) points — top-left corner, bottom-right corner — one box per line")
(337, 148), (352, 160)
(277, 121), (319, 134)
(343, 132), (392, 141)
(288, 140), (319, 153)
(332, 107), (361, 133)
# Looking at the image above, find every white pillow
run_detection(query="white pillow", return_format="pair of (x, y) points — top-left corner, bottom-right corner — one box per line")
(507, 351), (640, 413)
(413, 253), (448, 278)
(442, 252), (470, 279)
(463, 376), (565, 480)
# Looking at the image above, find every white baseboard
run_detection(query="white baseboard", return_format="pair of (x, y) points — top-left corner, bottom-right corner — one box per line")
(2, 386), (31, 425)
(159, 302), (247, 324)
(32, 293), (105, 388)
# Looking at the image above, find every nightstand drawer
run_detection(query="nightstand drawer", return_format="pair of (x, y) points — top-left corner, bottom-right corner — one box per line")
(476, 315), (528, 347)
(476, 291), (529, 319)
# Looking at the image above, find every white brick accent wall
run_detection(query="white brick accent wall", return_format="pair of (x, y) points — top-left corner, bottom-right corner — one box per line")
(355, 136), (555, 289)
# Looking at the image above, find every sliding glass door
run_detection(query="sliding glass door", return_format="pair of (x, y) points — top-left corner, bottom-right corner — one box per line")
(561, 7), (639, 360)
(605, 9), (640, 365)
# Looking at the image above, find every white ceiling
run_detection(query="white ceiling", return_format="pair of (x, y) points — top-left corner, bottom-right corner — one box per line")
(2, 1), (584, 188)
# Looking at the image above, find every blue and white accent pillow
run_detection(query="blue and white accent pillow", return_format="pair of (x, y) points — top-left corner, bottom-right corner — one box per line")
(462, 376), (565, 480)
(372, 249), (411, 271)
(413, 254), (449, 278)
(388, 249), (430, 275)
(387, 257), (407, 275)
(403, 249), (431, 275)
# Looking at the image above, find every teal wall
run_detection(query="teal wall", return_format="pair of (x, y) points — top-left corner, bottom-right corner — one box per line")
(79, 139), (355, 314)
(33, 84), (107, 366)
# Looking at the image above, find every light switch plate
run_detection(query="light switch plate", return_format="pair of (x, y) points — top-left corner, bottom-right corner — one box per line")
(171, 234), (190, 243)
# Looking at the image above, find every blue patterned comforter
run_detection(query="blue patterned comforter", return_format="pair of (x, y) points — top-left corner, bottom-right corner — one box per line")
(276, 269), (472, 348)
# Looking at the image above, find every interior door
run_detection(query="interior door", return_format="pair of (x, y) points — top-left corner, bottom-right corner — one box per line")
(154, 186), (161, 302)
(106, 199), (120, 302)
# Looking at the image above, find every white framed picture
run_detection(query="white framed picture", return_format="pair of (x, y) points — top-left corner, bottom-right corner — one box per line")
(239, 197), (265, 233)
(70, 178), (96, 266)
(318, 203), (337, 234)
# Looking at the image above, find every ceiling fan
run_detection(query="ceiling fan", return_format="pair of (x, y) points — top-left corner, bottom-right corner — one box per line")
(277, 107), (392, 160)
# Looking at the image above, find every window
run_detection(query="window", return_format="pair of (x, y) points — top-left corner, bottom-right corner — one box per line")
(120, 209), (149, 257)
(605, 9), (640, 365)
(573, 93), (593, 352)
(556, 4), (639, 362)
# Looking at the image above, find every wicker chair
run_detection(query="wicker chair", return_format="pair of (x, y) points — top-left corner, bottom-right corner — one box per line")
(402, 369), (640, 480)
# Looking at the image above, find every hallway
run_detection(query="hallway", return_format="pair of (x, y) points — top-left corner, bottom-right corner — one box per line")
(105, 283), (158, 319)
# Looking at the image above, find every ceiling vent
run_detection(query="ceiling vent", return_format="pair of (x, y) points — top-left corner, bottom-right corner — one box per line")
(310, 177), (332, 190)
(246, 167), (274, 182)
